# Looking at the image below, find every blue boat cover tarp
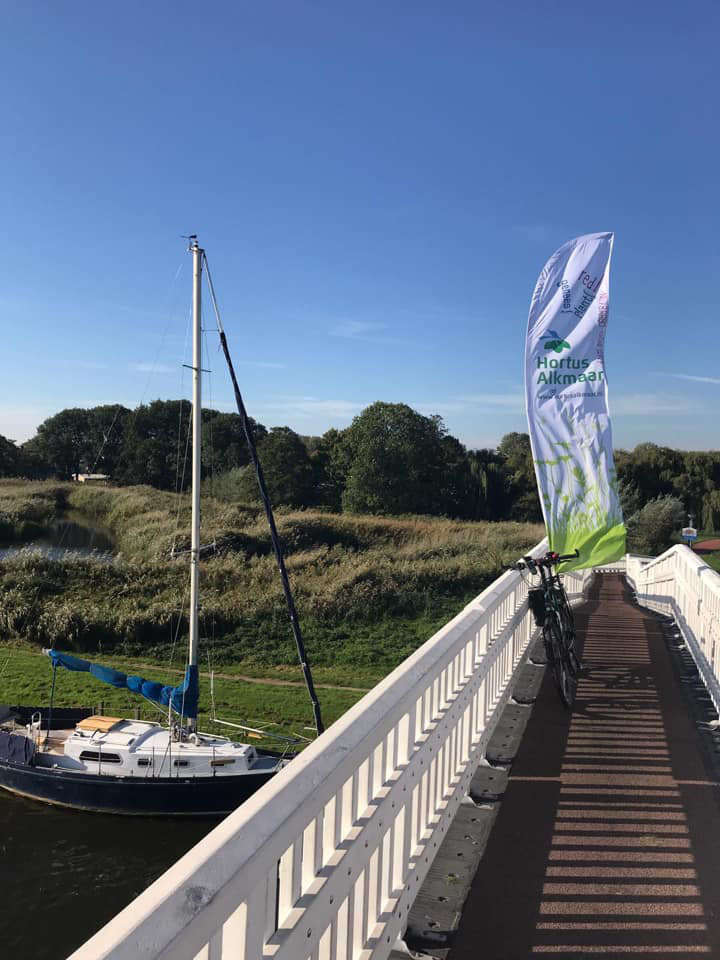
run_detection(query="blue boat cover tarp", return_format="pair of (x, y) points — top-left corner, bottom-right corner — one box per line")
(0, 730), (35, 765)
(46, 651), (199, 719)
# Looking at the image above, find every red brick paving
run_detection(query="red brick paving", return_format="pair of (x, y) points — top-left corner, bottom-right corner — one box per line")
(448, 575), (720, 959)
(694, 540), (720, 555)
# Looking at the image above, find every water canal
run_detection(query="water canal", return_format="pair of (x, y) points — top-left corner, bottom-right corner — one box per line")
(0, 788), (219, 958)
(0, 513), (211, 958)
(0, 514), (115, 562)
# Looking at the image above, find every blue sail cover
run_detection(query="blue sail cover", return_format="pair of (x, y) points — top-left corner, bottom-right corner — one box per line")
(46, 651), (199, 719)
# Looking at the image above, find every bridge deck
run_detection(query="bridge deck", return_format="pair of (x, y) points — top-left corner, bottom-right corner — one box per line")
(449, 574), (720, 958)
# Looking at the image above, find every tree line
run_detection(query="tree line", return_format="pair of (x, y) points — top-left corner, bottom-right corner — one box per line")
(1, 400), (717, 532)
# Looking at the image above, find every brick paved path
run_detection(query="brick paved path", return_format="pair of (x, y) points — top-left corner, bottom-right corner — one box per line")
(449, 574), (720, 959)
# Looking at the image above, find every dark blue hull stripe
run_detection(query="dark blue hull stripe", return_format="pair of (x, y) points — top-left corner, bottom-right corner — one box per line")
(0, 759), (279, 816)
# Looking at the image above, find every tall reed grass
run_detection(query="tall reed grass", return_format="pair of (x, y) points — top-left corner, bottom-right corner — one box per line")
(0, 479), (68, 541)
(0, 482), (543, 681)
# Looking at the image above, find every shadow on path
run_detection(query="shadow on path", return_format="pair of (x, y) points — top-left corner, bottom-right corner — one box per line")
(449, 574), (720, 959)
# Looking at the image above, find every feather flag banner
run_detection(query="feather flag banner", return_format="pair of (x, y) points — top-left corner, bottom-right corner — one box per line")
(524, 232), (625, 571)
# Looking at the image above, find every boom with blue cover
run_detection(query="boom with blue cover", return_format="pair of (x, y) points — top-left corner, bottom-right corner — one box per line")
(44, 650), (199, 719)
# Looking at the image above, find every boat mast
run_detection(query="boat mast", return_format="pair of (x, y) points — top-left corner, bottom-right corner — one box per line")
(188, 237), (203, 724)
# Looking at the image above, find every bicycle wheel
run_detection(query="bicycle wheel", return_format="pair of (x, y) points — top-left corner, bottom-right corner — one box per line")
(543, 613), (572, 708)
(552, 576), (575, 623)
(557, 603), (582, 678)
(560, 593), (575, 632)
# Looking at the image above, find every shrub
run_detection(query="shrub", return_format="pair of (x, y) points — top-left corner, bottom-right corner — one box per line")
(625, 496), (685, 556)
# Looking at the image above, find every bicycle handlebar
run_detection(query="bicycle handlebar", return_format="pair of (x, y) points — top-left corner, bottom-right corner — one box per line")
(511, 549), (580, 572)
(550, 550), (581, 562)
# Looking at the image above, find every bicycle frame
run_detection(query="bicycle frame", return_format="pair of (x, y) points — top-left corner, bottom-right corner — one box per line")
(518, 550), (582, 706)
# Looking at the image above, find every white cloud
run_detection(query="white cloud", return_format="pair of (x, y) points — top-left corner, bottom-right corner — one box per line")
(667, 373), (720, 385)
(409, 397), (523, 418)
(329, 320), (387, 341)
(510, 224), (552, 243)
(237, 360), (286, 369)
(458, 393), (525, 409)
(78, 360), (109, 371)
(411, 402), (469, 416)
(610, 393), (697, 416)
(244, 393), (526, 430)
(258, 396), (365, 421)
(131, 362), (175, 374)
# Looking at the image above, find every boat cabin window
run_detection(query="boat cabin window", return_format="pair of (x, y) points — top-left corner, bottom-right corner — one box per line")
(79, 750), (122, 764)
(137, 758), (151, 767)
(210, 757), (236, 767)
(173, 759), (189, 767)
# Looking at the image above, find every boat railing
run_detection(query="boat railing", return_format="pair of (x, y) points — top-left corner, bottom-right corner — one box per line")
(29, 711), (43, 748)
(69, 538), (594, 960)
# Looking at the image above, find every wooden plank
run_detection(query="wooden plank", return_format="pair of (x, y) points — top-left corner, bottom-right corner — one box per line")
(76, 715), (124, 732)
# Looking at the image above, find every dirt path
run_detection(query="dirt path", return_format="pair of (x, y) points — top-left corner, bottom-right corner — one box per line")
(190, 667), (369, 694)
(15, 646), (371, 694)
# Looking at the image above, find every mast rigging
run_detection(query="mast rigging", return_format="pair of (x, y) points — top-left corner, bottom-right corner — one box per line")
(204, 253), (325, 737)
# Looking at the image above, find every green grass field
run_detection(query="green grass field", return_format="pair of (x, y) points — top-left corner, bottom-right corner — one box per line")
(0, 479), (544, 734)
(0, 646), (362, 741)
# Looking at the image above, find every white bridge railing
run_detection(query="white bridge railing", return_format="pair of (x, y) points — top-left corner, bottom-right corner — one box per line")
(71, 544), (592, 960)
(627, 544), (720, 713)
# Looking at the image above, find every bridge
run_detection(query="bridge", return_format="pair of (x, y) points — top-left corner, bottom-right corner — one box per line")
(69, 544), (720, 960)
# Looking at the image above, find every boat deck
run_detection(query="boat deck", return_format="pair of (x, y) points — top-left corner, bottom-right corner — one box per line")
(4, 721), (287, 771)
(40, 730), (74, 755)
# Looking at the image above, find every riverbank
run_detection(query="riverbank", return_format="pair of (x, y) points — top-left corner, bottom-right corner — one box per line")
(0, 480), (543, 728)
(0, 481), (68, 542)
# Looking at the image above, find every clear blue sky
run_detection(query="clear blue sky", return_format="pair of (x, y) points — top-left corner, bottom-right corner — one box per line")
(1, 1), (717, 451)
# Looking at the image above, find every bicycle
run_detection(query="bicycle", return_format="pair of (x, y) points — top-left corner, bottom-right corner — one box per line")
(515, 550), (582, 707)
(547, 559), (582, 678)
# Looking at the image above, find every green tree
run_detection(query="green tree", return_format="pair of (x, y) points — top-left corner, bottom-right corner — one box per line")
(672, 452), (720, 523)
(202, 411), (267, 479)
(436, 433), (475, 518)
(85, 404), (130, 476)
(625, 496), (685, 555)
(225, 427), (315, 507)
(467, 449), (510, 520)
(13, 442), (52, 479)
(617, 478), (642, 519)
(307, 430), (345, 511)
(0, 434), (22, 477)
(340, 402), (449, 516)
(497, 432), (542, 522)
(31, 408), (92, 480)
(616, 443), (683, 507)
(258, 427), (315, 506)
(113, 399), (191, 489)
(702, 490), (720, 533)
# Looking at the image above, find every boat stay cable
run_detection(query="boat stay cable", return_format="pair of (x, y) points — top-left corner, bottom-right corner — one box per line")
(203, 253), (325, 737)
(86, 260), (187, 483)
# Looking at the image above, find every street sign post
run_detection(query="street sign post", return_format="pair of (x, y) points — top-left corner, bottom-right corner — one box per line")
(682, 526), (698, 546)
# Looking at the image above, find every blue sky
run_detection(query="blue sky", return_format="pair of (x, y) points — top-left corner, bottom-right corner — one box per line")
(1, 1), (718, 451)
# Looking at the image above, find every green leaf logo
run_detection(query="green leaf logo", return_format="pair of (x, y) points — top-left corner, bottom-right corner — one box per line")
(541, 330), (571, 353)
(543, 339), (571, 353)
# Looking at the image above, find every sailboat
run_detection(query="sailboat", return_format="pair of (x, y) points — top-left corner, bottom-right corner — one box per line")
(0, 238), (321, 815)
